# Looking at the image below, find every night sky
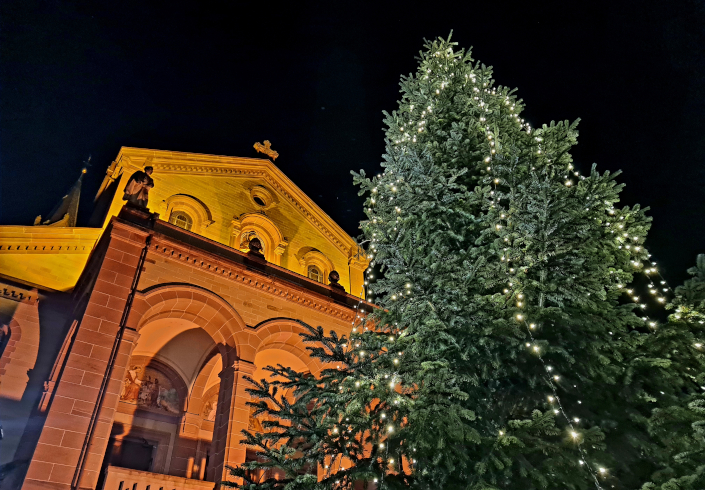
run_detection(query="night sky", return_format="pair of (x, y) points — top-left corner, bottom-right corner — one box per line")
(1, 1), (704, 285)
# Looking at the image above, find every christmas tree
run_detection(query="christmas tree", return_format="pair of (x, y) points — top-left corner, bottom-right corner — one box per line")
(223, 34), (675, 489)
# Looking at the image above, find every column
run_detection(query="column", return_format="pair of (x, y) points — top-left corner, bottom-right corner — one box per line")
(208, 360), (256, 487)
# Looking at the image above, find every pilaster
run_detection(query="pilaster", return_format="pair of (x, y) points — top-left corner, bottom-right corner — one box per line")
(207, 360), (256, 487)
(21, 222), (149, 490)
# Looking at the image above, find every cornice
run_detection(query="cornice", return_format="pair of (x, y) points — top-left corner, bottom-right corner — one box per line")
(0, 226), (101, 254)
(114, 147), (360, 260)
(148, 235), (358, 322)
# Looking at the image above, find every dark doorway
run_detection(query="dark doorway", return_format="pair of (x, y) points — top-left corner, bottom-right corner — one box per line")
(109, 438), (155, 472)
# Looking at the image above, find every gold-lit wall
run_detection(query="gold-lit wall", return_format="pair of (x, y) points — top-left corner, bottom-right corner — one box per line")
(0, 227), (102, 291)
(97, 148), (367, 296)
(0, 147), (368, 294)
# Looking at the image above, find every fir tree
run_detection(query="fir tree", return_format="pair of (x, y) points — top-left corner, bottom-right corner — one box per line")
(630, 256), (705, 489)
(224, 35), (662, 489)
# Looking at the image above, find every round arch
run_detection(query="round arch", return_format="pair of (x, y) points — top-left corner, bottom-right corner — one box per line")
(230, 213), (287, 265)
(165, 194), (215, 233)
(248, 318), (327, 377)
(128, 283), (246, 366)
(298, 249), (335, 284)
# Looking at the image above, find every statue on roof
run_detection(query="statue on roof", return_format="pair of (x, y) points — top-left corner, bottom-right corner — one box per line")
(123, 166), (154, 208)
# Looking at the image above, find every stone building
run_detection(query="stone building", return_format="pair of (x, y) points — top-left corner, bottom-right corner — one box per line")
(0, 147), (369, 490)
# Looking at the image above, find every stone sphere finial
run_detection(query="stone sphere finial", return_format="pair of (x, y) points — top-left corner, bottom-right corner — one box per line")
(328, 270), (345, 291)
(249, 237), (262, 250)
(247, 237), (265, 258)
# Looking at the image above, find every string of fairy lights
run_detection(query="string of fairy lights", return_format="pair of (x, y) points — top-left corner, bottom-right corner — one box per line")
(362, 47), (613, 488)
(355, 44), (703, 489)
(321, 282), (405, 485)
(473, 66), (608, 490)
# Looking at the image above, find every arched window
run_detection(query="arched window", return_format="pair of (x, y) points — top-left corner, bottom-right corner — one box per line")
(299, 250), (334, 284)
(307, 265), (323, 283)
(169, 211), (193, 231)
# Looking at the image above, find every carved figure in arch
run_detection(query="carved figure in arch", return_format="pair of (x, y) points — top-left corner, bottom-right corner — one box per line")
(138, 376), (153, 404)
(247, 237), (265, 258)
(121, 366), (143, 402)
(120, 364), (180, 414)
(240, 231), (262, 251)
(149, 378), (161, 407)
(203, 401), (217, 422)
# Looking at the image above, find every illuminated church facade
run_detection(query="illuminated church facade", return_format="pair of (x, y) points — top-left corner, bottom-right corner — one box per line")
(0, 147), (369, 490)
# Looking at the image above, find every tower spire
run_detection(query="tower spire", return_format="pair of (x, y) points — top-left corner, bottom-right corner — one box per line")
(34, 157), (90, 227)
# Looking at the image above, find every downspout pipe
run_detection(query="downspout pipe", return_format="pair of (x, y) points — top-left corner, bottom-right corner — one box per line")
(72, 233), (152, 489)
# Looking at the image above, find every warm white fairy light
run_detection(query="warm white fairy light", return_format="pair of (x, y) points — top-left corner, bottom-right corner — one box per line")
(521, 314), (606, 489)
(359, 49), (641, 488)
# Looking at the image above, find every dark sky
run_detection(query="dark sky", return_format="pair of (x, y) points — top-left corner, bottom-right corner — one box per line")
(1, 0), (704, 285)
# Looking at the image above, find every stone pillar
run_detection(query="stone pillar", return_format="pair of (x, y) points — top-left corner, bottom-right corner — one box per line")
(208, 360), (256, 487)
(22, 222), (149, 490)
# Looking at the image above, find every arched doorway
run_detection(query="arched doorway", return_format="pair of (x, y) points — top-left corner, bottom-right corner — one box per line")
(103, 318), (220, 482)
(113, 285), (244, 485)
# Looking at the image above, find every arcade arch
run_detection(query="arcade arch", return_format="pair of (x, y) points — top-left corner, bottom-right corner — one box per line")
(118, 285), (327, 483)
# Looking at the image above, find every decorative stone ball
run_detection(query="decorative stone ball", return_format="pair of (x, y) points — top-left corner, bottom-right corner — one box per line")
(328, 270), (340, 284)
(248, 237), (264, 255)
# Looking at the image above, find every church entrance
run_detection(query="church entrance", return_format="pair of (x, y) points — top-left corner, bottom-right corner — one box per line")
(107, 437), (155, 472)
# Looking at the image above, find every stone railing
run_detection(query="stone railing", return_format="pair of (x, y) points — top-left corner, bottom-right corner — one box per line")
(101, 466), (215, 490)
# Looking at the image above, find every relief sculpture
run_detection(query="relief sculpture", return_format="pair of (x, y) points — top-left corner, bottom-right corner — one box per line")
(120, 365), (180, 414)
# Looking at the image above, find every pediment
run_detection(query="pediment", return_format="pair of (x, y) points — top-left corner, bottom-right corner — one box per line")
(113, 147), (363, 260)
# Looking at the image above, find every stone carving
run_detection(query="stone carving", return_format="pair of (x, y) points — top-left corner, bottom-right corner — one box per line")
(123, 167), (154, 208)
(328, 270), (345, 291)
(120, 365), (180, 414)
(202, 399), (217, 421)
(247, 237), (265, 259)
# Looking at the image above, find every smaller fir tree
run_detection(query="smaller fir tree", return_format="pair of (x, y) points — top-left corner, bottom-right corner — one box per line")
(633, 256), (705, 489)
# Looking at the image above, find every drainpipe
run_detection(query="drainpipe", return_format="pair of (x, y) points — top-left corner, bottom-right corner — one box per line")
(72, 234), (152, 489)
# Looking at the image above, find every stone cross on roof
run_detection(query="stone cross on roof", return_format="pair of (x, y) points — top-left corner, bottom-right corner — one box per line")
(253, 140), (279, 161)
